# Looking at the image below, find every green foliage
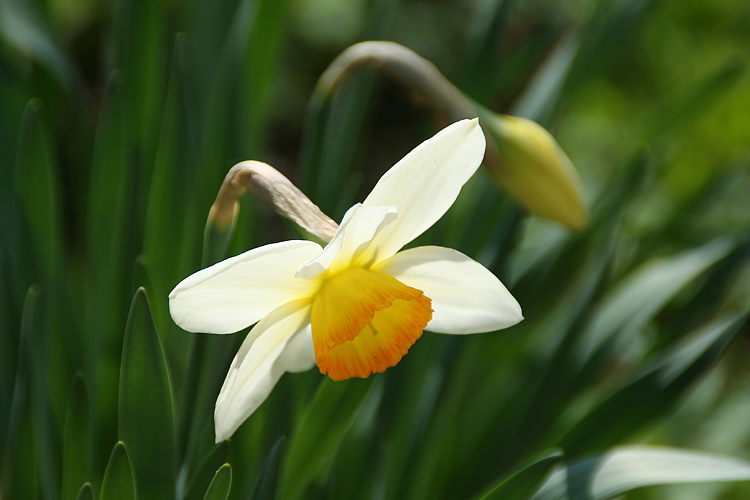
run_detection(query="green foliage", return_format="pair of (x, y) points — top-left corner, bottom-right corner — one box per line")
(1, 0), (749, 499)
(118, 288), (176, 499)
(279, 378), (379, 500)
(203, 464), (233, 500)
(75, 483), (94, 500)
(100, 442), (136, 500)
(62, 374), (92, 500)
(474, 450), (564, 500)
(531, 446), (750, 500)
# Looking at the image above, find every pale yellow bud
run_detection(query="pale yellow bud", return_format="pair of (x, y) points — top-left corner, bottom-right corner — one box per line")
(482, 113), (590, 232)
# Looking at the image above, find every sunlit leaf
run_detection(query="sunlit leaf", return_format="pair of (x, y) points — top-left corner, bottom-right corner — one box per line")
(531, 446), (750, 500)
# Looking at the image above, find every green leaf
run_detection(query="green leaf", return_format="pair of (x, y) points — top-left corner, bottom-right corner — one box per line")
(13, 98), (63, 281)
(110, 0), (165, 150)
(1, 286), (40, 500)
(644, 56), (745, 142)
(572, 238), (734, 375)
(183, 443), (229, 500)
(75, 483), (94, 500)
(474, 449), (564, 500)
(100, 442), (136, 500)
(118, 288), (176, 500)
(202, 463), (232, 500)
(86, 71), (135, 375)
(531, 446), (750, 500)
(511, 33), (581, 123)
(560, 312), (748, 456)
(0, 0), (78, 94)
(279, 377), (379, 500)
(62, 374), (93, 500)
(143, 33), (195, 332)
(250, 438), (284, 500)
(238, 0), (295, 155)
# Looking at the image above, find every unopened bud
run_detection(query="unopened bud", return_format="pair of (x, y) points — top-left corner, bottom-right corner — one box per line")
(315, 41), (589, 231)
(210, 161), (338, 244)
(480, 113), (589, 232)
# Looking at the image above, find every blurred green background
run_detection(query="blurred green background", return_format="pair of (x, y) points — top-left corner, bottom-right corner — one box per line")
(2, 0), (750, 498)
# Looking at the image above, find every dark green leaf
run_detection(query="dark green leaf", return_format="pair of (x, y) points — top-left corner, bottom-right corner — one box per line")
(474, 449), (564, 500)
(119, 288), (176, 500)
(62, 374), (93, 500)
(183, 442), (229, 500)
(279, 377), (378, 500)
(202, 463), (232, 500)
(560, 312), (748, 456)
(1, 286), (40, 500)
(572, 238), (734, 377)
(13, 99), (63, 281)
(0, 0), (78, 94)
(250, 438), (284, 500)
(100, 442), (136, 500)
(75, 483), (94, 500)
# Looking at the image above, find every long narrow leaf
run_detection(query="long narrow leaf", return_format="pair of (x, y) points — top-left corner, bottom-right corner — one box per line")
(203, 463), (232, 500)
(62, 374), (93, 500)
(100, 442), (136, 500)
(560, 312), (748, 456)
(531, 446), (750, 500)
(279, 377), (379, 500)
(118, 288), (176, 500)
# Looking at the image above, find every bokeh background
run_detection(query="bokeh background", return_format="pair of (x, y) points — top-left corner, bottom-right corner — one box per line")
(2, 0), (750, 499)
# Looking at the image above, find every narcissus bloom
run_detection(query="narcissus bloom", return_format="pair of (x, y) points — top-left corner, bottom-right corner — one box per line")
(169, 119), (522, 441)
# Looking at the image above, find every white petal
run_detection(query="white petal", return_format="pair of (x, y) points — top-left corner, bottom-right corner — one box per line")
(214, 299), (313, 441)
(363, 118), (486, 261)
(374, 246), (522, 334)
(276, 325), (315, 373)
(296, 203), (397, 279)
(169, 240), (322, 333)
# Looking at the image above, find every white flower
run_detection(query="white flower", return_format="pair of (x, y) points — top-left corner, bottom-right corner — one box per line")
(169, 119), (523, 442)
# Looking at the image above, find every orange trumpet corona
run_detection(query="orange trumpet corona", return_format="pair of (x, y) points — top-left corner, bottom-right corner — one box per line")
(311, 266), (433, 380)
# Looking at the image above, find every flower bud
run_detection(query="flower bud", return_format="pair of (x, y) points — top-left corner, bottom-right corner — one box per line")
(210, 161), (338, 244)
(481, 112), (590, 231)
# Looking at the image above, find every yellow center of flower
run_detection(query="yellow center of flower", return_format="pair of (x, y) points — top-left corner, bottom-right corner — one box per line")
(310, 266), (433, 381)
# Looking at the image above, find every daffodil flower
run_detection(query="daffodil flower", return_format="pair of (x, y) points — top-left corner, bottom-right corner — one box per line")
(169, 118), (522, 441)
